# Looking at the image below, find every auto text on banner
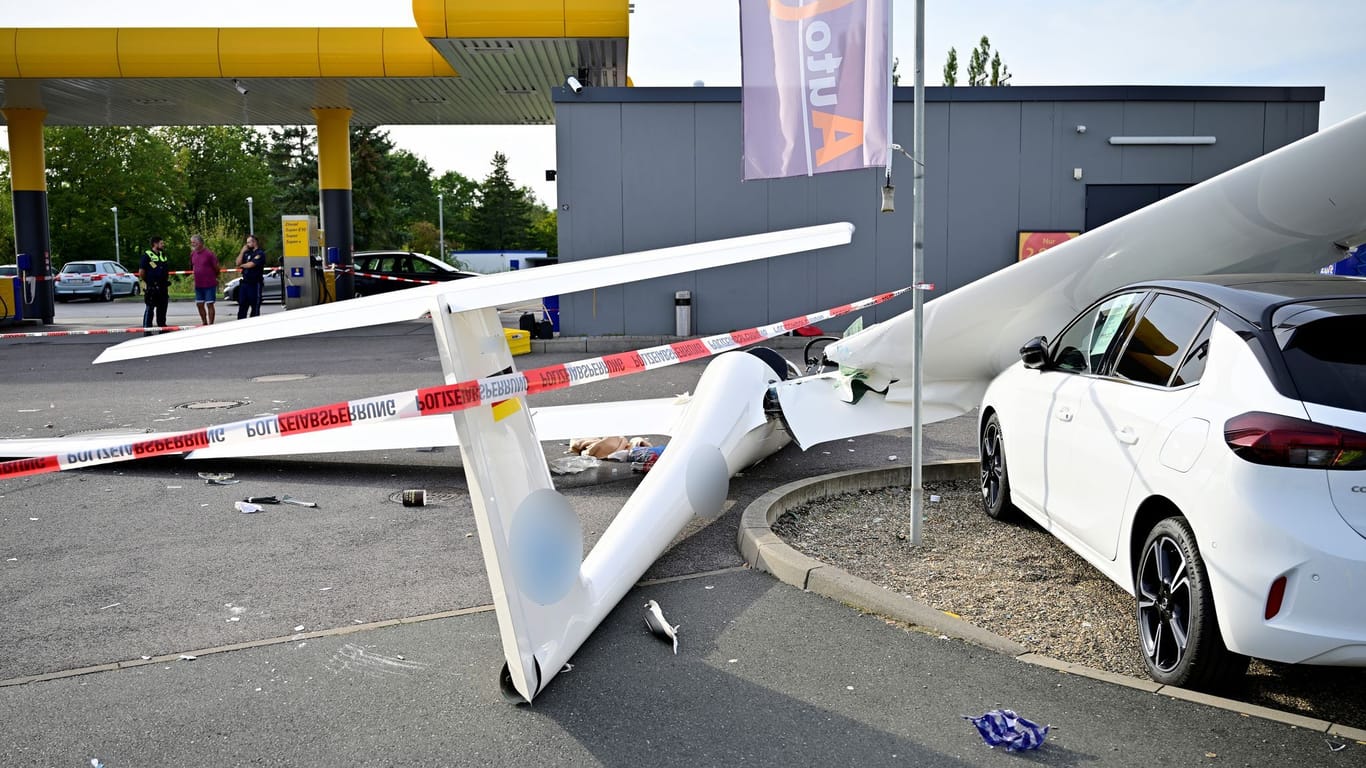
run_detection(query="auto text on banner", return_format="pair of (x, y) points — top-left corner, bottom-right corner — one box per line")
(740, 0), (891, 181)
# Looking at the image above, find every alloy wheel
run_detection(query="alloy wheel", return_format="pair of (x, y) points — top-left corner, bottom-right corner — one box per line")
(1137, 533), (1191, 673)
(980, 421), (1005, 510)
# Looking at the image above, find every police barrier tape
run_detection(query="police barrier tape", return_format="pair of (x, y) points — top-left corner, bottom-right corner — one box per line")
(1, 325), (194, 340)
(0, 286), (910, 480)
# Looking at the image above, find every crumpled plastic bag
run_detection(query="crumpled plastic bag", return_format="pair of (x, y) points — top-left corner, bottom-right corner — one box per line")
(549, 455), (600, 475)
(963, 709), (1049, 751)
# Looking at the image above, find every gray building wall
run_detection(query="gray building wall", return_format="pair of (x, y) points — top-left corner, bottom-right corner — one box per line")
(552, 86), (1321, 336)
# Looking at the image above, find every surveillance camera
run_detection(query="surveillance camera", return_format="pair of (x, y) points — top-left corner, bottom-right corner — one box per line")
(566, 76), (584, 94)
(234, 79), (249, 96)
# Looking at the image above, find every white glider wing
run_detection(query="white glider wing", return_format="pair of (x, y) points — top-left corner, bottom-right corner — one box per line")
(779, 111), (1366, 448)
(94, 223), (854, 364)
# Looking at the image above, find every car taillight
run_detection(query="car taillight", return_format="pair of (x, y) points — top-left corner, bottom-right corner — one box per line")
(1225, 411), (1366, 469)
(1265, 575), (1287, 620)
(91, 274), (104, 281)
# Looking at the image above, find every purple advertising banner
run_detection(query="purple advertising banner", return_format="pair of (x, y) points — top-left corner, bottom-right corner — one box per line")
(740, 0), (890, 181)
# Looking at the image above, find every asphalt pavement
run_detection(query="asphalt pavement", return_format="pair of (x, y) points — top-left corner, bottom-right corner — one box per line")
(1, 299), (1361, 766)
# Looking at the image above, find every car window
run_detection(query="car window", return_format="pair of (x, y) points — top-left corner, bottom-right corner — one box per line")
(410, 257), (436, 274)
(1113, 294), (1214, 387)
(377, 256), (397, 273)
(62, 263), (95, 274)
(1280, 315), (1366, 411)
(1170, 318), (1213, 386)
(1052, 292), (1144, 374)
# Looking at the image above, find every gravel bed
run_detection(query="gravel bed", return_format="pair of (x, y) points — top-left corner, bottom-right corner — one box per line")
(773, 476), (1366, 731)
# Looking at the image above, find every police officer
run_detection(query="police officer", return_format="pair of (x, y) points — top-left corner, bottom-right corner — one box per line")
(139, 236), (170, 334)
(235, 234), (268, 319)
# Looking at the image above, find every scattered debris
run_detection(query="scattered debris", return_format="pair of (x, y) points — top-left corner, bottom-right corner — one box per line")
(401, 489), (427, 507)
(1325, 739), (1347, 753)
(560, 662), (575, 673)
(243, 495), (282, 504)
(179, 654), (197, 661)
(235, 501), (264, 514)
(280, 495), (318, 508)
(199, 472), (240, 485)
(294, 625), (306, 632)
(549, 455), (600, 474)
(888, 455), (898, 461)
(963, 709), (1049, 752)
(644, 599), (680, 654)
(98, 603), (121, 611)
(929, 494), (941, 503)
(567, 435), (650, 460)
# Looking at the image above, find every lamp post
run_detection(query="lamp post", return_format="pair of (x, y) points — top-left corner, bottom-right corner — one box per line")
(110, 206), (120, 262)
(437, 193), (445, 261)
(246, 196), (254, 234)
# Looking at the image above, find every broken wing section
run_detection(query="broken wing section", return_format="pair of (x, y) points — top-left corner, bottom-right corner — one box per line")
(822, 110), (1366, 417)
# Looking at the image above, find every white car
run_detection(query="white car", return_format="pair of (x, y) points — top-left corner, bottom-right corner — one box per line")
(979, 273), (1366, 690)
(54, 259), (141, 302)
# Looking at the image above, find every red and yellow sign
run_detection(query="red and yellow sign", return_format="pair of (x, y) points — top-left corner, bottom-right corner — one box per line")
(1018, 231), (1079, 261)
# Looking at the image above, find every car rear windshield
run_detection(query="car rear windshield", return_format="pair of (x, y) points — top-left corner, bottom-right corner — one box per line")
(1281, 315), (1366, 411)
(62, 263), (96, 273)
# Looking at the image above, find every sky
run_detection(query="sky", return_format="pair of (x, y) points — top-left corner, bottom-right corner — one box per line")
(7, 1), (1366, 208)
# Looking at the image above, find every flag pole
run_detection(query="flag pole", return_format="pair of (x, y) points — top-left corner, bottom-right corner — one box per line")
(908, 0), (926, 545)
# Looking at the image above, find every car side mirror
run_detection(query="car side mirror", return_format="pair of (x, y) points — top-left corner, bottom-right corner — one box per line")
(1019, 336), (1050, 370)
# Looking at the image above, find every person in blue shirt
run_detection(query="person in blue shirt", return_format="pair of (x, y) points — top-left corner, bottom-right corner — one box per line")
(235, 234), (268, 319)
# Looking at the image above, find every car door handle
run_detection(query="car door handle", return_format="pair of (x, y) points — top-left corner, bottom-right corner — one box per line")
(1115, 427), (1139, 445)
(1055, 406), (1073, 422)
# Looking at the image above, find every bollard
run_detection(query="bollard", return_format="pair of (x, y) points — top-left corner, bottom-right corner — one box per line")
(675, 290), (692, 337)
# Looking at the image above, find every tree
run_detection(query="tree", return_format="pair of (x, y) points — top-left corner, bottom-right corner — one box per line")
(44, 126), (184, 267)
(467, 152), (537, 251)
(434, 170), (479, 253)
(944, 36), (1011, 87)
(164, 126), (271, 235)
(528, 208), (558, 259)
(0, 149), (13, 258)
(966, 36), (1010, 87)
(349, 126), (398, 250)
(266, 126), (318, 224)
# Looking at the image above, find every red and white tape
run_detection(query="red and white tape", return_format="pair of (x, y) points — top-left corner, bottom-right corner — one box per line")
(0, 285), (909, 479)
(2, 325), (194, 340)
(339, 268), (439, 286)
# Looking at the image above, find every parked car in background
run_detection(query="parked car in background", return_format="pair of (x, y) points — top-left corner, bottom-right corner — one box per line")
(0, 264), (16, 277)
(979, 274), (1366, 691)
(54, 260), (140, 302)
(349, 250), (479, 297)
(222, 267), (286, 305)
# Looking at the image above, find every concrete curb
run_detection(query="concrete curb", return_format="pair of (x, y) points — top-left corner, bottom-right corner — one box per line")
(737, 459), (1366, 742)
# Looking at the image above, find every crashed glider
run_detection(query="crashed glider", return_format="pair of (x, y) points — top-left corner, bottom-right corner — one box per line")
(4, 111), (1366, 702)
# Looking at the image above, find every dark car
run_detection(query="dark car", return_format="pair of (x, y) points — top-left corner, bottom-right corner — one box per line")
(348, 251), (479, 297)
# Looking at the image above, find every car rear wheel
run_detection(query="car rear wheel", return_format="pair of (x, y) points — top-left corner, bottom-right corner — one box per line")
(132, 282), (141, 296)
(980, 413), (1018, 519)
(100, 285), (113, 302)
(1135, 517), (1248, 690)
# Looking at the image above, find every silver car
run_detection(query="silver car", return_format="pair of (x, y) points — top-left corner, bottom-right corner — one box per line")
(54, 260), (141, 302)
(222, 267), (285, 304)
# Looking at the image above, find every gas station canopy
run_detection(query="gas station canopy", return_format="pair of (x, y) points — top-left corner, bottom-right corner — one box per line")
(0, 0), (630, 126)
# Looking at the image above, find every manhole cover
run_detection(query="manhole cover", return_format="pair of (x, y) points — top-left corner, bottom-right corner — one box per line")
(387, 488), (466, 505)
(176, 399), (249, 410)
(251, 373), (313, 383)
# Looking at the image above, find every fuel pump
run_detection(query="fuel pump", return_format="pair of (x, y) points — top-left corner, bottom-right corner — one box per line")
(280, 215), (321, 309)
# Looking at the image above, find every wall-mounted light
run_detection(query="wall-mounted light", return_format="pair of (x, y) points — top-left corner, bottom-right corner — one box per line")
(1073, 168), (1083, 181)
(1075, 124), (1087, 134)
(233, 79), (249, 96)
(1108, 135), (1216, 145)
